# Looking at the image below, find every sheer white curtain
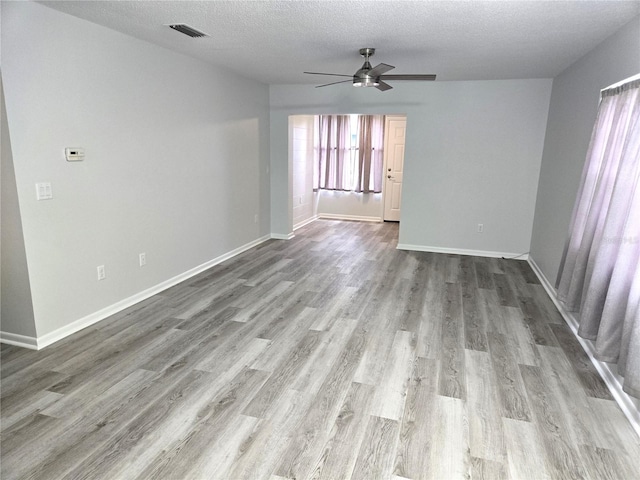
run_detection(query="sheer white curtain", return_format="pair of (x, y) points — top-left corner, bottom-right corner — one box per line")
(356, 115), (385, 193)
(314, 115), (351, 191)
(314, 114), (384, 193)
(556, 79), (640, 397)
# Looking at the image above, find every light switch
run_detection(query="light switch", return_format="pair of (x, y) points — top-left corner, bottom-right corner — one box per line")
(36, 182), (53, 200)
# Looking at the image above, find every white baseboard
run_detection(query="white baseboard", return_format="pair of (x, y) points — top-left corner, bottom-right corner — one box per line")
(271, 232), (295, 240)
(0, 331), (38, 350)
(527, 257), (640, 438)
(293, 215), (319, 231)
(1, 234), (272, 351)
(317, 213), (382, 223)
(397, 243), (529, 260)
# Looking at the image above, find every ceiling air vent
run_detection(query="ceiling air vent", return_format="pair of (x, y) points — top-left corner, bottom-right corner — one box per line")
(167, 24), (209, 38)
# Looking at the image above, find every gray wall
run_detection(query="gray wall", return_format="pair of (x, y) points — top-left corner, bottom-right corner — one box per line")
(530, 16), (640, 283)
(317, 191), (383, 221)
(270, 79), (552, 255)
(2, 1), (270, 339)
(1, 76), (37, 338)
(291, 115), (317, 228)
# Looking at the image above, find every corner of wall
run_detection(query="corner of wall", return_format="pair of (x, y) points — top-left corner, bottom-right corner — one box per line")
(529, 16), (640, 284)
(1, 74), (38, 341)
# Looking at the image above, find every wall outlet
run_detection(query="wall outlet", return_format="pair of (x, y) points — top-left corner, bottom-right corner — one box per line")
(97, 265), (106, 280)
(477, 223), (484, 233)
(254, 214), (258, 224)
(139, 252), (146, 267)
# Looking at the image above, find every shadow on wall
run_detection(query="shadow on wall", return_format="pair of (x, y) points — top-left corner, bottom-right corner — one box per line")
(1, 76), (38, 341)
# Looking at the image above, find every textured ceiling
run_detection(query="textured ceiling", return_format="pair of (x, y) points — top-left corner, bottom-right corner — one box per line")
(39, 1), (640, 84)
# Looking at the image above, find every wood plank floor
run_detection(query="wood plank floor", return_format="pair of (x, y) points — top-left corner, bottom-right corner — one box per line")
(2, 220), (639, 479)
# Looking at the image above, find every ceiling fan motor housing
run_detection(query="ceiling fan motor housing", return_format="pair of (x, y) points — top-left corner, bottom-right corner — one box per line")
(353, 48), (379, 87)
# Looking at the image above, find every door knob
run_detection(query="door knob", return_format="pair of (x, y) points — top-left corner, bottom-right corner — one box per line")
(387, 175), (394, 179)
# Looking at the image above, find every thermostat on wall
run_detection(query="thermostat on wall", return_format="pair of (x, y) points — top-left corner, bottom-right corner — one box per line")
(65, 148), (85, 162)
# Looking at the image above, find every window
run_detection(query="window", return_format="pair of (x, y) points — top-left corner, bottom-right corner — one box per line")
(556, 76), (640, 397)
(313, 114), (385, 193)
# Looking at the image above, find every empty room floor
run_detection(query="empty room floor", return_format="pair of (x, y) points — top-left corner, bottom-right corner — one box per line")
(1, 220), (639, 479)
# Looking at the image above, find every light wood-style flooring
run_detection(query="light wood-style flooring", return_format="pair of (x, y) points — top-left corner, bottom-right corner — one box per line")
(2, 220), (639, 479)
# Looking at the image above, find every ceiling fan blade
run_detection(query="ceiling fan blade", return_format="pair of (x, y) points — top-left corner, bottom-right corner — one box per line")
(316, 79), (353, 88)
(304, 71), (353, 77)
(368, 63), (395, 77)
(375, 81), (393, 92)
(380, 74), (436, 81)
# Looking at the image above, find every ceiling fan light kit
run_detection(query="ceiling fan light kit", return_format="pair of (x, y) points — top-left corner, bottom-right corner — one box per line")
(304, 48), (436, 92)
(353, 77), (379, 88)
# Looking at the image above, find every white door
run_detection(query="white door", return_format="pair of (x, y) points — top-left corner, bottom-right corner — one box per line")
(383, 116), (406, 221)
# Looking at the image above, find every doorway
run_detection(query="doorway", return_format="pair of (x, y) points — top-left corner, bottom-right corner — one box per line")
(383, 115), (407, 221)
(288, 113), (407, 229)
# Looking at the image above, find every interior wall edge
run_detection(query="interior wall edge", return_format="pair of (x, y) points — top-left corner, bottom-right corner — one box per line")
(527, 255), (640, 438)
(0, 74), (38, 338)
(271, 233), (295, 240)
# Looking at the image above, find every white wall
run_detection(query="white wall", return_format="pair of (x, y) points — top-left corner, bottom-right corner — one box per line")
(290, 115), (317, 228)
(2, 1), (270, 341)
(317, 191), (383, 222)
(530, 16), (640, 282)
(270, 79), (552, 256)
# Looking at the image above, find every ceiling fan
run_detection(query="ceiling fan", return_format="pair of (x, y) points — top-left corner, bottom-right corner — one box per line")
(304, 48), (436, 91)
